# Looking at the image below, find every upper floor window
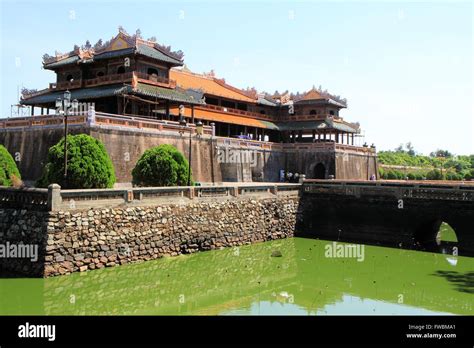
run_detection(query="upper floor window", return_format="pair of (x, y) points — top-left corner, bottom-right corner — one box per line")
(66, 74), (74, 82)
(117, 66), (126, 74)
(329, 110), (335, 116)
(310, 110), (317, 115)
(96, 71), (105, 77)
(260, 110), (266, 115)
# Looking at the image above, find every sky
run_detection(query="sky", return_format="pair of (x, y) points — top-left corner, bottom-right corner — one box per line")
(0, 0), (472, 155)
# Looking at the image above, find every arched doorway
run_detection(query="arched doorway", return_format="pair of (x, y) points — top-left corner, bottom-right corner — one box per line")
(314, 163), (326, 179)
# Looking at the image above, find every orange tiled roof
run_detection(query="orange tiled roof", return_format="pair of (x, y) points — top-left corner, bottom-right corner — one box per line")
(170, 69), (257, 104)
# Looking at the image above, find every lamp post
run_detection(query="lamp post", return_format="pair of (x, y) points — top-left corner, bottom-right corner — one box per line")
(209, 122), (215, 184)
(188, 120), (204, 186)
(56, 90), (78, 185)
(178, 105), (191, 186)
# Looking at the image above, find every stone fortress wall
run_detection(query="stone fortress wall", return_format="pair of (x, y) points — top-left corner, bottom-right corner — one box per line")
(0, 184), (301, 277)
(0, 113), (377, 185)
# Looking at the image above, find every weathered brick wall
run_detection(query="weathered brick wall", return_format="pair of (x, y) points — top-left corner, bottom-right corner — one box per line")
(335, 151), (378, 180)
(0, 196), (300, 277)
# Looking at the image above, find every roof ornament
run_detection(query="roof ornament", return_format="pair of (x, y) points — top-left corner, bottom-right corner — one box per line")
(203, 69), (215, 78)
(82, 40), (92, 51)
(118, 25), (129, 35)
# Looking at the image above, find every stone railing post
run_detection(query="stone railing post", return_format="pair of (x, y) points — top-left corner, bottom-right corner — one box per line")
(270, 185), (278, 195)
(230, 186), (239, 197)
(126, 190), (134, 203)
(188, 187), (195, 199)
(47, 184), (61, 211)
(210, 122), (216, 137)
(87, 105), (96, 126)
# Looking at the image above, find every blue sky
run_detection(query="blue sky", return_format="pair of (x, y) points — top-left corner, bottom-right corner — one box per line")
(0, 0), (472, 154)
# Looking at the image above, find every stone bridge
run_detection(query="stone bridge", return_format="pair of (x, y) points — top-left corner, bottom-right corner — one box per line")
(299, 180), (474, 255)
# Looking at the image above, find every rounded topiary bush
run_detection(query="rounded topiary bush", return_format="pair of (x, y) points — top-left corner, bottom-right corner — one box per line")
(0, 145), (21, 187)
(132, 144), (192, 187)
(37, 134), (115, 189)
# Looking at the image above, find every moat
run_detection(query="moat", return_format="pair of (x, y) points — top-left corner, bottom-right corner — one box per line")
(1, 238), (472, 315)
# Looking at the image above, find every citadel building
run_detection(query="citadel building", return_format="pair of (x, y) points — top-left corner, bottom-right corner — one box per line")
(2, 29), (377, 184)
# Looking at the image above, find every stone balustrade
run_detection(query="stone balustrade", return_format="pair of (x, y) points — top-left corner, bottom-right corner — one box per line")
(0, 183), (301, 212)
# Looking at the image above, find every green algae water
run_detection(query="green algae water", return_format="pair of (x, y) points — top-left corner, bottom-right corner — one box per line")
(0, 238), (472, 315)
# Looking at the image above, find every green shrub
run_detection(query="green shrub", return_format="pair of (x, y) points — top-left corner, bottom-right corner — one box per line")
(37, 134), (115, 189)
(426, 169), (445, 180)
(407, 173), (416, 180)
(446, 172), (463, 181)
(0, 145), (21, 187)
(396, 171), (406, 180)
(386, 170), (398, 180)
(464, 169), (474, 180)
(415, 172), (426, 180)
(132, 144), (192, 187)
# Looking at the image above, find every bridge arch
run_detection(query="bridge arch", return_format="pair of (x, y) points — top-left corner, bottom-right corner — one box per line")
(413, 219), (463, 255)
(436, 222), (458, 243)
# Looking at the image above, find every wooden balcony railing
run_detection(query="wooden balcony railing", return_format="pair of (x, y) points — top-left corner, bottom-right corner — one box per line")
(198, 104), (271, 120)
(50, 80), (82, 91)
(47, 72), (176, 91)
(134, 72), (176, 88)
(84, 72), (134, 87)
(278, 114), (341, 121)
(134, 71), (176, 87)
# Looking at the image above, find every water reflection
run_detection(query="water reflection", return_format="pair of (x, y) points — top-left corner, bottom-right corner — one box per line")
(0, 238), (473, 315)
(223, 296), (454, 315)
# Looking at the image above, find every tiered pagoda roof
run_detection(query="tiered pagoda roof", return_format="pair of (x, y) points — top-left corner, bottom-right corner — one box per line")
(294, 86), (347, 108)
(42, 29), (184, 70)
(21, 83), (204, 106)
